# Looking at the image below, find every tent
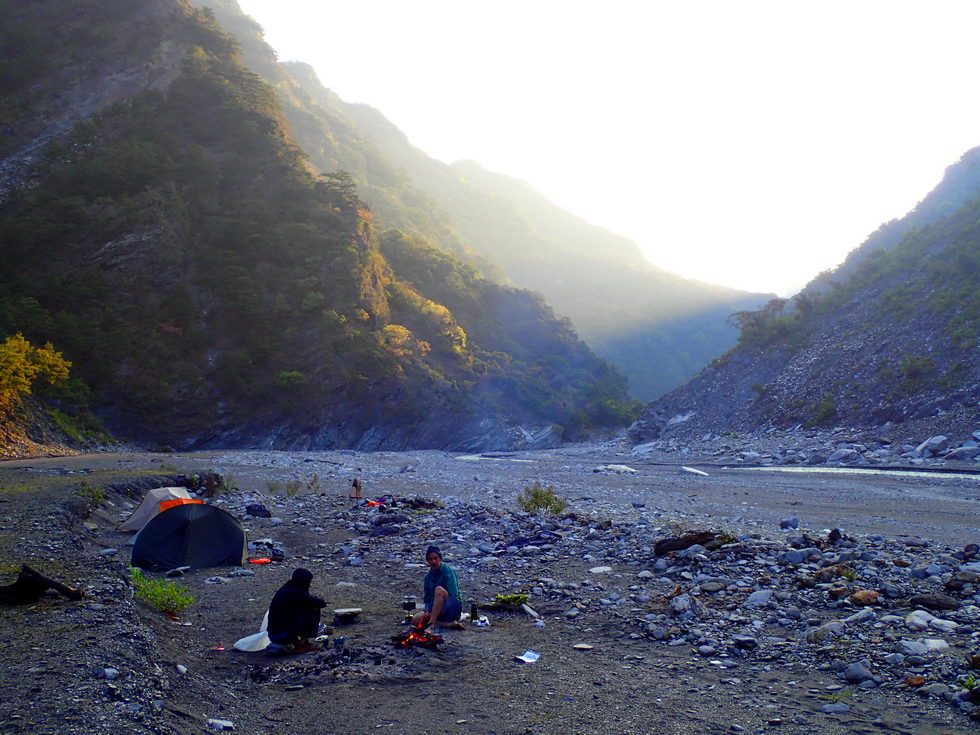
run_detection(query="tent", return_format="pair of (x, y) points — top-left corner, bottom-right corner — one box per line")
(118, 487), (194, 532)
(131, 503), (246, 570)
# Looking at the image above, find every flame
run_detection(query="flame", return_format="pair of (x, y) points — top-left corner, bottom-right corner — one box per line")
(391, 627), (443, 648)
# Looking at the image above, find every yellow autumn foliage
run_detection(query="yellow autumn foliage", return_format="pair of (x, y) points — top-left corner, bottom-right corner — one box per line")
(0, 333), (72, 408)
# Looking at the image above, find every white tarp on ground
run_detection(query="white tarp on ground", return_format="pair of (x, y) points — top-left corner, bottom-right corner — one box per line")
(234, 610), (270, 652)
(117, 487), (192, 532)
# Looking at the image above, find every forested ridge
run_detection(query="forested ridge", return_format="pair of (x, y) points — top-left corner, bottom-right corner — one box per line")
(194, 0), (771, 401)
(0, 0), (637, 451)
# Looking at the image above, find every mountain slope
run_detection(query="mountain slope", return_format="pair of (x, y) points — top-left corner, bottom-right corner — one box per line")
(629, 150), (980, 443)
(0, 0), (634, 451)
(195, 0), (771, 400)
(803, 147), (980, 296)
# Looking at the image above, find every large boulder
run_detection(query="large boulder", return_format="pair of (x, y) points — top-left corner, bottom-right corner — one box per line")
(827, 448), (862, 464)
(913, 435), (949, 457)
(943, 445), (980, 461)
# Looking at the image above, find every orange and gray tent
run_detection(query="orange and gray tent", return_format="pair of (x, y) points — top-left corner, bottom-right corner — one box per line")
(131, 503), (246, 570)
(118, 487), (195, 532)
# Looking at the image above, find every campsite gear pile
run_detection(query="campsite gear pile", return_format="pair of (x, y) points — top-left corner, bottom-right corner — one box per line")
(248, 539), (285, 562)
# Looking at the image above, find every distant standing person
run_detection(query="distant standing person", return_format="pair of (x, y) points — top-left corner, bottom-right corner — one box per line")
(266, 568), (326, 653)
(412, 545), (464, 633)
(350, 477), (362, 500)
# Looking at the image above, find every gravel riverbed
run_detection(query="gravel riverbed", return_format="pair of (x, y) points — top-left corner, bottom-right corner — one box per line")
(1, 434), (978, 734)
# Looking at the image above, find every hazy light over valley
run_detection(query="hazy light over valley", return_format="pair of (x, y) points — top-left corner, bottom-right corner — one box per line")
(236, 0), (980, 295)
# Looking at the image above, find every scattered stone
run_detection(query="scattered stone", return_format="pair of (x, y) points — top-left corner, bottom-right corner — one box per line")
(897, 639), (950, 656)
(918, 683), (951, 698)
(699, 581), (726, 593)
(909, 593), (960, 611)
(669, 593), (698, 618)
(849, 590), (879, 606)
(654, 531), (714, 556)
(805, 622), (845, 643)
(743, 589), (772, 607)
(844, 661), (874, 684)
(732, 635), (757, 650)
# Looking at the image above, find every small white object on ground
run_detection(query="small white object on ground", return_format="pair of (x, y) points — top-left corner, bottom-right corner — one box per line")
(681, 466), (709, 476)
(515, 650), (540, 663)
(593, 464), (637, 474)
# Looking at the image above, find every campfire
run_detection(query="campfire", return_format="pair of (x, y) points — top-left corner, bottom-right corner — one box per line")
(391, 627), (443, 650)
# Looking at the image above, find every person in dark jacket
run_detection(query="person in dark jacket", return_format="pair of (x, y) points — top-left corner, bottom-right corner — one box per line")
(267, 568), (325, 653)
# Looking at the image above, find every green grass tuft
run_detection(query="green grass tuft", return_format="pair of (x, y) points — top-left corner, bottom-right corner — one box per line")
(516, 481), (568, 515)
(129, 567), (195, 617)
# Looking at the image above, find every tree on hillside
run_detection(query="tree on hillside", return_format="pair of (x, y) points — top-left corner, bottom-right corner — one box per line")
(0, 334), (71, 410)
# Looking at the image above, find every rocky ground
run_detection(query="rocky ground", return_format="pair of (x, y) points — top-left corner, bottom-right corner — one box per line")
(1, 430), (979, 734)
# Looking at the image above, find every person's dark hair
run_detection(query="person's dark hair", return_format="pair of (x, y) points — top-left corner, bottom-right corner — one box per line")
(291, 568), (313, 588)
(425, 545), (442, 560)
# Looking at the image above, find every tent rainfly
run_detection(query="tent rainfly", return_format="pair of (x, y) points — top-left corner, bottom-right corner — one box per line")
(131, 503), (246, 570)
(118, 487), (194, 532)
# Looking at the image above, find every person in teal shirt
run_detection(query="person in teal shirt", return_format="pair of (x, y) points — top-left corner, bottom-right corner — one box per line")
(412, 545), (463, 633)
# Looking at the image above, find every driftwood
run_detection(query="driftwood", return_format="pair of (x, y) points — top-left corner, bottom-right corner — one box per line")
(0, 564), (84, 604)
(654, 531), (715, 556)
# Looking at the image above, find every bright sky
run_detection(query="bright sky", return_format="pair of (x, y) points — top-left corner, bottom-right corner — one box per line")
(235, 0), (980, 295)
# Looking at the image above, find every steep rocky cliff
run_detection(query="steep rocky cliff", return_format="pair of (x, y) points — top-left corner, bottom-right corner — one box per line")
(0, 0), (634, 452)
(630, 151), (980, 444)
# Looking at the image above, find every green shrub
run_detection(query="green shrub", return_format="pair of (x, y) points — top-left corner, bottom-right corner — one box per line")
(805, 395), (837, 428)
(516, 481), (568, 515)
(76, 480), (105, 507)
(276, 370), (306, 387)
(897, 354), (934, 393)
(492, 593), (529, 607)
(129, 567), (195, 617)
(284, 478), (302, 497)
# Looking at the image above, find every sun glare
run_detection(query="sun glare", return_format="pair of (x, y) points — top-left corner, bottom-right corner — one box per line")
(237, 0), (980, 295)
